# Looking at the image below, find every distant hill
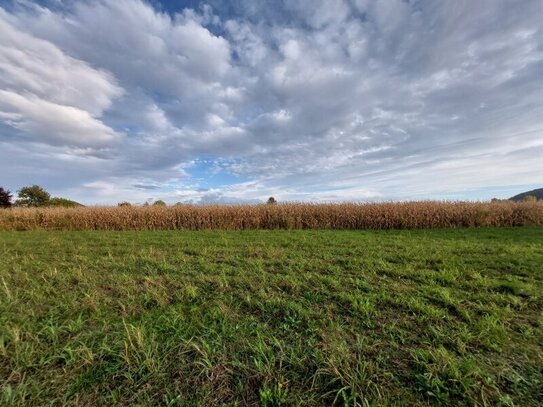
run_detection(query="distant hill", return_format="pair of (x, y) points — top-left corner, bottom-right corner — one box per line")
(509, 188), (543, 201)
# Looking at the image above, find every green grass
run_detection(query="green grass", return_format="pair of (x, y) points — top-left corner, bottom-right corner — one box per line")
(0, 228), (542, 406)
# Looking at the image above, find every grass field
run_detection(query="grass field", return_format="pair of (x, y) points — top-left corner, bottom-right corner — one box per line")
(1, 228), (542, 406)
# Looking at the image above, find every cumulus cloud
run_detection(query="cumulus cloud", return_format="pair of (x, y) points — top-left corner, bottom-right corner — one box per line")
(0, 11), (123, 148)
(1, 0), (543, 203)
(0, 90), (122, 147)
(15, 0), (237, 130)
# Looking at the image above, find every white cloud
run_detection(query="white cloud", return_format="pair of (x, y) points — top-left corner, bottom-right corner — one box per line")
(0, 90), (122, 147)
(0, 10), (123, 148)
(15, 0), (235, 120)
(0, 13), (121, 115)
(1, 0), (543, 203)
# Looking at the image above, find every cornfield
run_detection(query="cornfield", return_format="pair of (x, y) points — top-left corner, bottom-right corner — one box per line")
(1, 201), (542, 231)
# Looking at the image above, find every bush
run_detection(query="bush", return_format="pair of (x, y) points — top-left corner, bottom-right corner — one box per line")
(118, 202), (132, 207)
(153, 200), (166, 206)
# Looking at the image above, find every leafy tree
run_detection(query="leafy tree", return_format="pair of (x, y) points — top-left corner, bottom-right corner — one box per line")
(0, 187), (13, 208)
(523, 195), (537, 202)
(267, 197), (277, 205)
(16, 185), (50, 207)
(153, 200), (166, 206)
(118, 201), (132, 207)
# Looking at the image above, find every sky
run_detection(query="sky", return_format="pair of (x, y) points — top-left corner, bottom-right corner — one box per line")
(0, 0), (542, 204)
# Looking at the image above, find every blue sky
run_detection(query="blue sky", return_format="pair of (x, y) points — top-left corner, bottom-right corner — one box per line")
(0, 0), (542, 204)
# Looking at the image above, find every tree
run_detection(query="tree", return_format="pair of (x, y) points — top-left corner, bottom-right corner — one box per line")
(0, 187), (13, 208)
(267, 197), (277, 205)
(118, 201), (132, 207)
(16, 185), (50, 207)
(153, 200), (166, 206)
(523, 195), (537, 202)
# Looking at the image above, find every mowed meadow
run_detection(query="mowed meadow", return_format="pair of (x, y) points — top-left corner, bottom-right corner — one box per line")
(1, 201), (543, 231)
(1, 228), (542, 406)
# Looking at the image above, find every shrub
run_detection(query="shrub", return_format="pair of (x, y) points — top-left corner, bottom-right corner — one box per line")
(118, 202), (132, 207)
(153, 200), (166, 206)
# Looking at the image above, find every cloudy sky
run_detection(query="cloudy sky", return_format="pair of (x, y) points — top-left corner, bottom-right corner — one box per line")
(0, 0), (542, 204)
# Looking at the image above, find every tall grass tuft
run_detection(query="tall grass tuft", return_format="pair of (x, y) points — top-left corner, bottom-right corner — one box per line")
(0, 201), (542, 231)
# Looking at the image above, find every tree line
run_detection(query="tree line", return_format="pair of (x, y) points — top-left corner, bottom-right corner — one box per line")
(0, 185), (81, 208)
(1, 185), (282, 208)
